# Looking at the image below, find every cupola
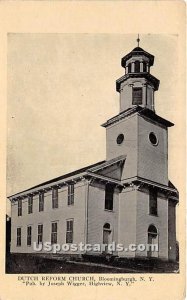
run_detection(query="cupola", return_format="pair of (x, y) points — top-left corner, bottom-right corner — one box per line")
(116, 36), (160, 113)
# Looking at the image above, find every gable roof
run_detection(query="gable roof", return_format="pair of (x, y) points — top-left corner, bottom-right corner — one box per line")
(8, 155), (128, 200)
(88, 155), (126, 172)
(8, 160), (105, 199)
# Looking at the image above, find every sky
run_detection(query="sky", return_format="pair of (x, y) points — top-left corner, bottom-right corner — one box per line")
(7, 33), (180, 215)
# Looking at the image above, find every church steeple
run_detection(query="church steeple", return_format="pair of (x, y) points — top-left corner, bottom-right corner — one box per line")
(116, 42), (160, 113)
(102, 43), (174, 186)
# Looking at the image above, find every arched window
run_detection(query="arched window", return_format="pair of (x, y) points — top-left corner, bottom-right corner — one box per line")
(103, 223), (111, 230)
(148, 224), (157, 238)
(147, 224), (158, 258)
(134, 61), (140, 73)
(103, 223), (112, 253)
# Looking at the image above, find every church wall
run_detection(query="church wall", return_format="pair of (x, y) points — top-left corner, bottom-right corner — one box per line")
(135, 188), (168, 259)
(106, 114), (138, 181)
(87, 182), (119, 255)
(120, 83), (133, 112)
(137, 115), (168, 185)
(168, 200), (177, 261)
(117, 188), (136, 257)
(10, 180), (87, 254)
(146, 85), (153, 110)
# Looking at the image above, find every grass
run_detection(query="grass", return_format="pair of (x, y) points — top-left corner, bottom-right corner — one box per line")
(6, 253), (179, 274)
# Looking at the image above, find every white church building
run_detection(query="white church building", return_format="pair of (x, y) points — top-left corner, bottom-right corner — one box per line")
(9, 44), (178, 261)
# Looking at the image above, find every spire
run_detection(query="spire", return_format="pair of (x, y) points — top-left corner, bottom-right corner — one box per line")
(137, 34), (140, 47)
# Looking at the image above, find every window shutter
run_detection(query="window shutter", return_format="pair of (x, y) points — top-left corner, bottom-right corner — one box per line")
(132, 88), (142, 105)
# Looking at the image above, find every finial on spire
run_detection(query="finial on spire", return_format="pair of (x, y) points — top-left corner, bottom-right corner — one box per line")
(137, 34), (140, 47)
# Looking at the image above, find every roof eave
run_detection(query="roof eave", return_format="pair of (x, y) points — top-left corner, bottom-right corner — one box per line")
(101, 106), (174, 128)
(88, 155), (126, 172)
(8, 171), (89, 201)
(121, 51), (154, 68)
(123, 176), (179, 199)
(86, 172), (123, 187)
(116, 73), (160, 92)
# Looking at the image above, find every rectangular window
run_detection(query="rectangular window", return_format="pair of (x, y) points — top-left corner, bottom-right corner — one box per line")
(52, 188), (58, 209)
(27, 226), (32, 246)
(18, 199), (22, 216)
(17, 227), (21, 246)
(39, 193), (44, 212)
(143, 62), (147, 72)
(132, 87), (142, 105)
(149, 188), (158, 216)
(105, 185), (114, 211)
(28, 195), (33, 214)
(134, 61), (140, 73)
(68, 184), (74, 205)
(38, 224), (43, 244)
(128, 63), (131, 73)
(51, 222), (57, 244)
(66, 219), (73, 243)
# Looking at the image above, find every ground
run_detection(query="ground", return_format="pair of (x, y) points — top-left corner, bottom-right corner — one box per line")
(6, 253), (179, 274)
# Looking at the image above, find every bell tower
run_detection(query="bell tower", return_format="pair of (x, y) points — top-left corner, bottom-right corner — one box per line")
(102, 38), (174, 186)
(102, 38), (178, 261)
